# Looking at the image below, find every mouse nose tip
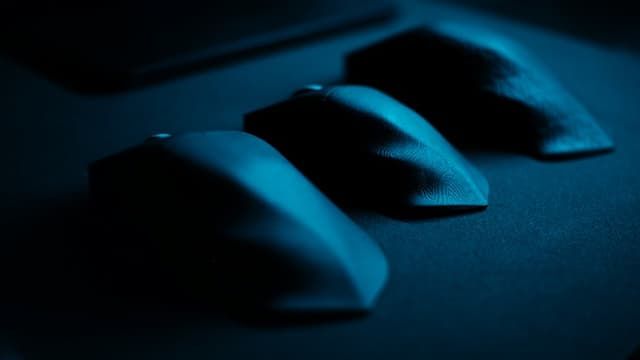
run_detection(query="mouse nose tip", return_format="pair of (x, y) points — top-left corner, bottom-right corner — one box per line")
(145, 133), (173, 143)
(292, 84), (324, 97)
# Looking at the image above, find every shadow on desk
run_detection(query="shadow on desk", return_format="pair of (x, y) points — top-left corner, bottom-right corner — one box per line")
(0, 191), (372, 358)
(0, 193), (230, 358)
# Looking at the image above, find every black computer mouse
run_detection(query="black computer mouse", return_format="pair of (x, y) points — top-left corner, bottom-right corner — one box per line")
(88, 131), (388, 313)
(346, 23), (614, 159)
(245, 84), (489, 215)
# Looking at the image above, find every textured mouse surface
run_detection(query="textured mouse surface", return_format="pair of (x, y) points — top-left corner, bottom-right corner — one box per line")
(245, 85), (489, 215)
(346, 23), (614, 159)
(88, 131), (388, 313)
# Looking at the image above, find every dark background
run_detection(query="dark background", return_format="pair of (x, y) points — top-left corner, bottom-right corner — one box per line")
(442, 0), (640, 50)
(1, 0), (640, 359)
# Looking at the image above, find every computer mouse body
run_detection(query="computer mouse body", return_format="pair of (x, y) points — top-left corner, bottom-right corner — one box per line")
(245, 85), (489, 215)
(89, 131), (388, 313)
(346, 24), (614, 159)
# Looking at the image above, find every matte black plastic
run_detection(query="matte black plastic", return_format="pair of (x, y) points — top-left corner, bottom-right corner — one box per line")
(346, 24), (614, 159)
(89, 131), (388, 313)
(245, 85), (489, 213)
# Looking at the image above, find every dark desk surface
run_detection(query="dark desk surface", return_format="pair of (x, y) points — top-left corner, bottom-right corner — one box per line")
(1, 1), (640, 359)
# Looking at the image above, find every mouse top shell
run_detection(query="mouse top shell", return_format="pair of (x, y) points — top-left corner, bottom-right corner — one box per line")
(245, 85), (489, 215)
(346, 24), (614, 159)
(89, 131), (388, 313)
